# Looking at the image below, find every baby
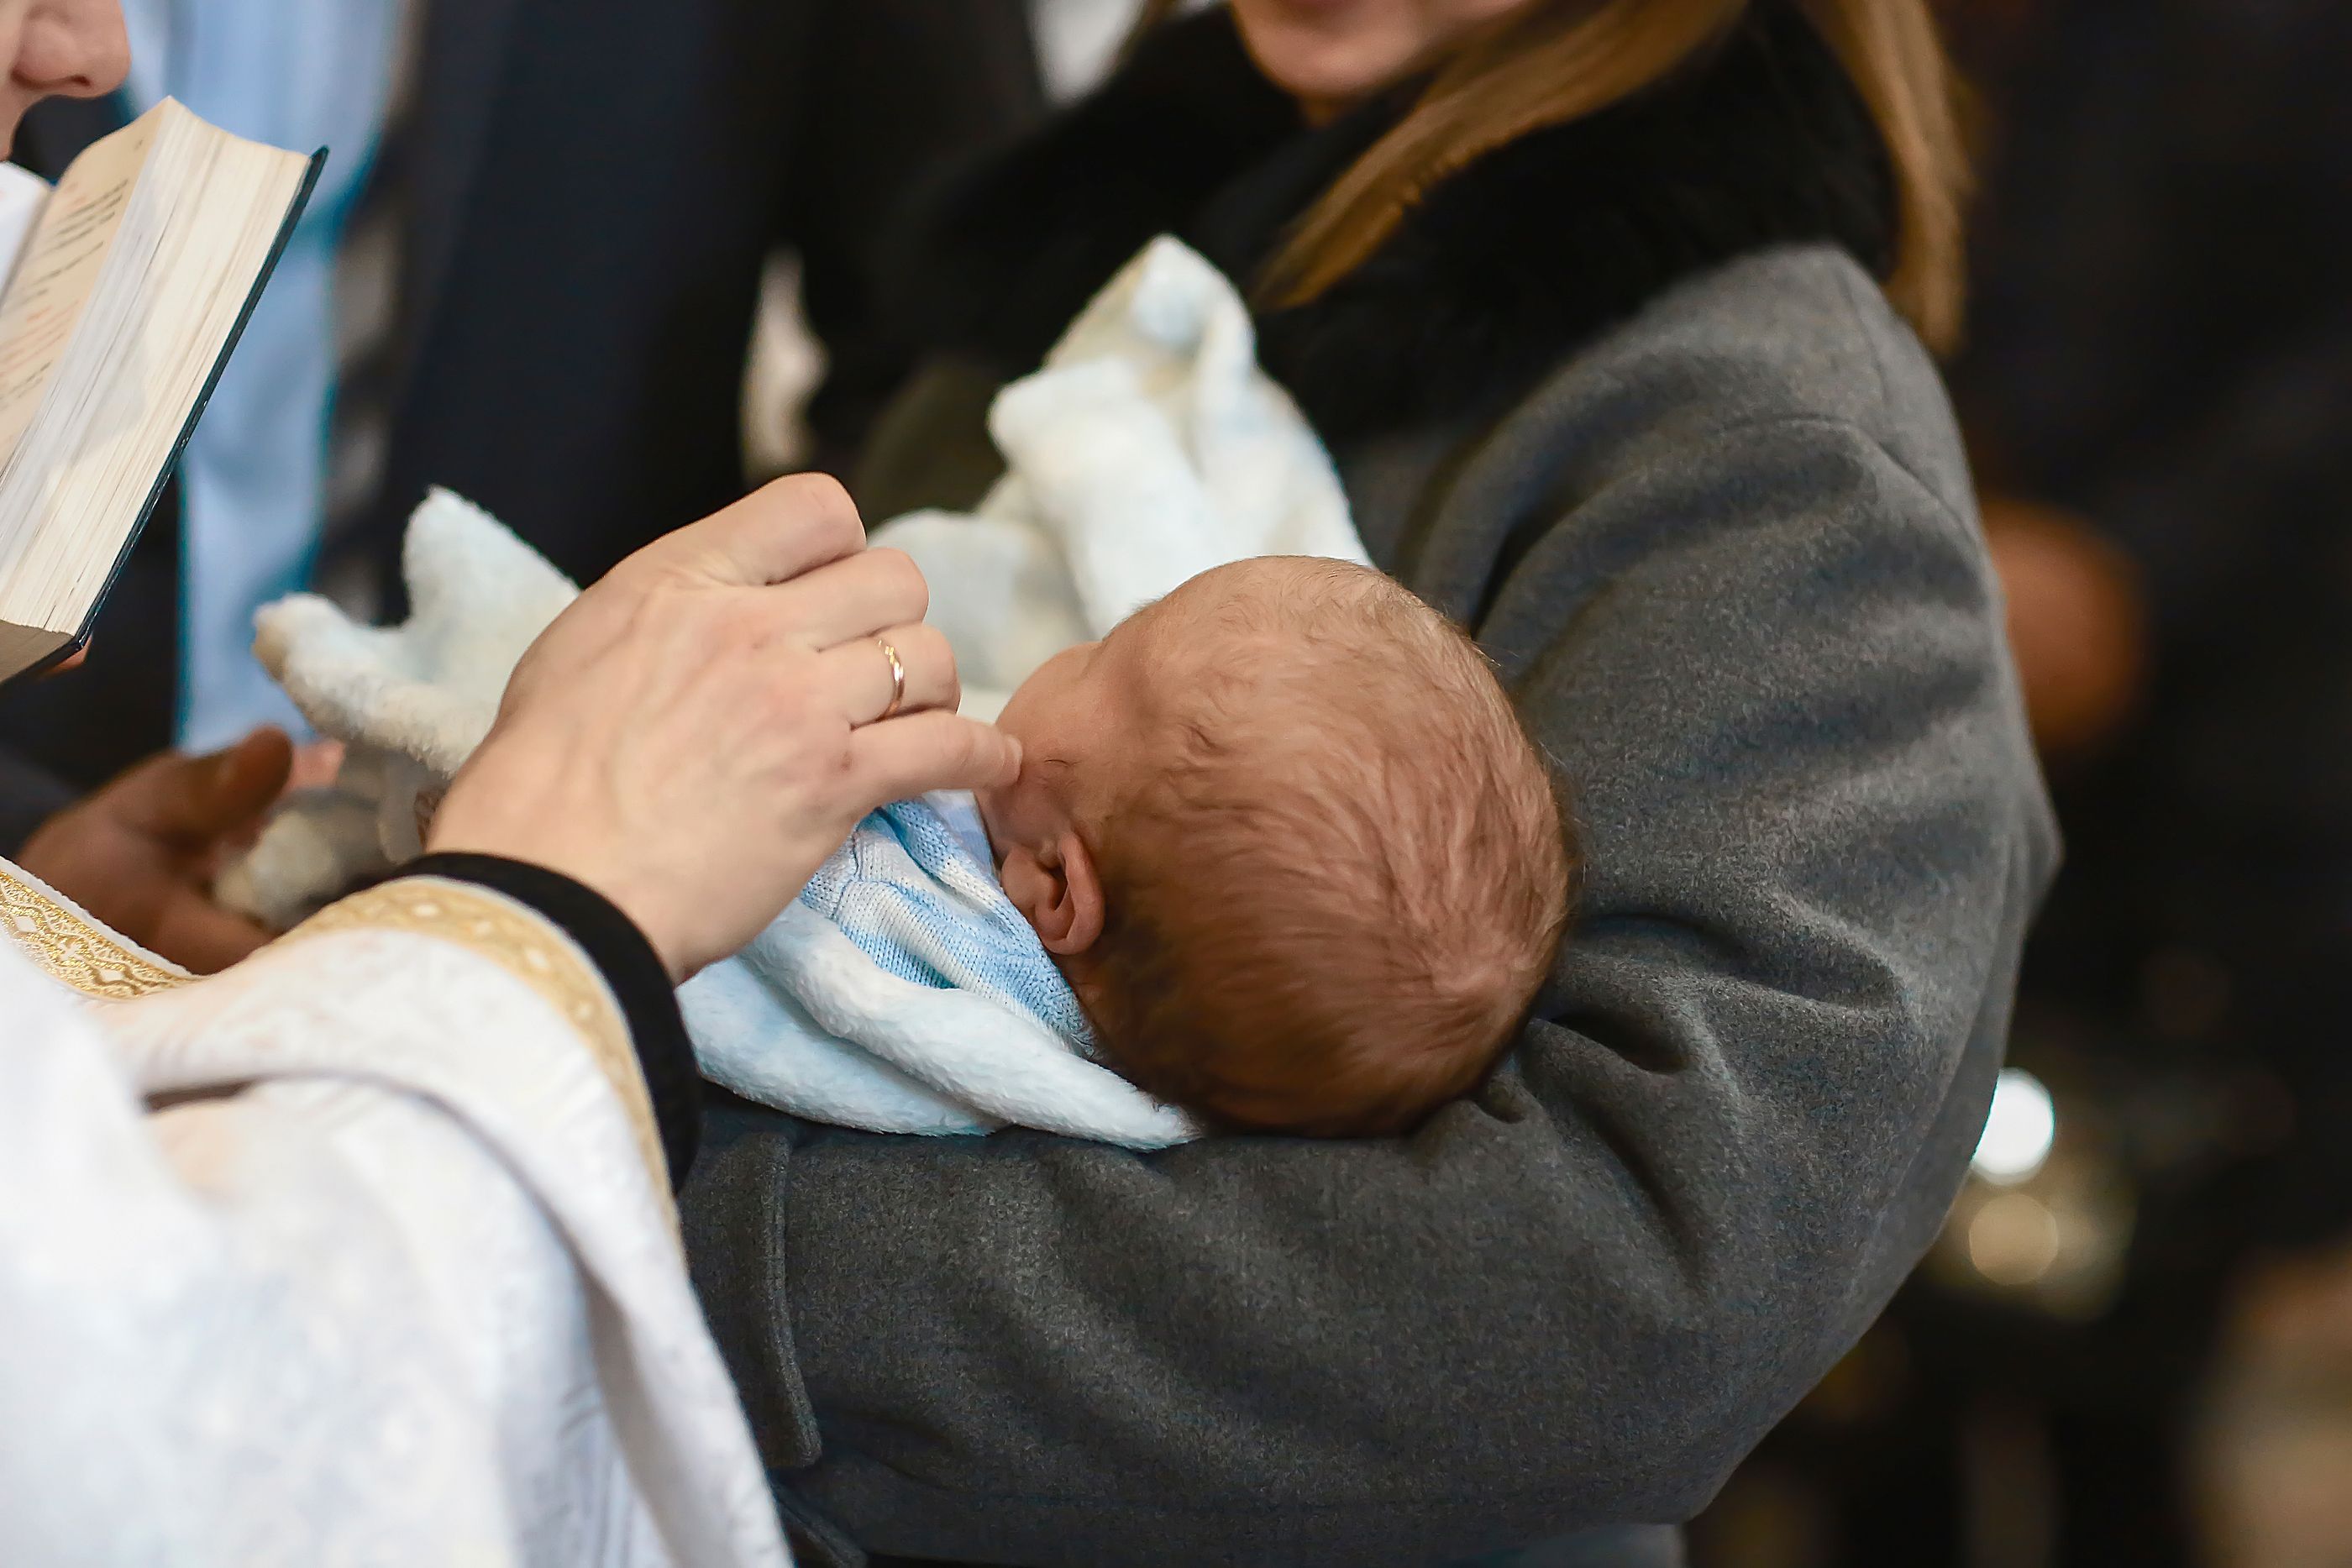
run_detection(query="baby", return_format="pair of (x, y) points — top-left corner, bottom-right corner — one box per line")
(962, 554), (1572, 1137)
(234, 506), (1572, 1142)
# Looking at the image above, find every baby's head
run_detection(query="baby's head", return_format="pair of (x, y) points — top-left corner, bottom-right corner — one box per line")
(978, 558), (1572, 1137)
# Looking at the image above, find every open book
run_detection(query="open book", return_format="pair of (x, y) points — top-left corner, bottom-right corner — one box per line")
(0, 98), (318, 688)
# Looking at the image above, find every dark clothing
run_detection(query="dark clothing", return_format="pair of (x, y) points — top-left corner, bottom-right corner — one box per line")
(1788, 6), (2352, 1563)
(1952, 0), (2352, 1244)
(682, 9), (2057, 1566)
(0, 0), (1042, 831)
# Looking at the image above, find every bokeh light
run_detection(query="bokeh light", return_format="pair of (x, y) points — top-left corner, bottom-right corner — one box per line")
(1973, 1067), (2057, 1185)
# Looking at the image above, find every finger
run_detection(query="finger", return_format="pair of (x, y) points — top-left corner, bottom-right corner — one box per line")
(135, 729), (296, 843)
(767, 546), (929, 650)
(848, 710), (1021, 803)
(285, 739), (346, 795)
(638, 472), (864, 588)
(818, 621), (959, 724)
(146, 891), (272, 974)
(42, 645), (87, 678)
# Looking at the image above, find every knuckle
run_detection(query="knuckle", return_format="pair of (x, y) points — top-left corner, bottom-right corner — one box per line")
(785, 472), (861, 546)
(868, 547), (929, 617)
(909, 621), (955, 677)
(718, 593), (773, 649)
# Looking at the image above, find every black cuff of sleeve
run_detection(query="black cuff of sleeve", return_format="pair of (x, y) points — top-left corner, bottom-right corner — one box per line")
(375, 853), (700, 1188)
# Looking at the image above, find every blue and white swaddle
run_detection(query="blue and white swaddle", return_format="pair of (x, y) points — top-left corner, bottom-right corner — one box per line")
(220, 237), (1368, 1147)
(803, 794), (1093, 1055)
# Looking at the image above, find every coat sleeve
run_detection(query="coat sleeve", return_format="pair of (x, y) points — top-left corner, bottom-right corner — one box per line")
(681, 375), (2059, 1565)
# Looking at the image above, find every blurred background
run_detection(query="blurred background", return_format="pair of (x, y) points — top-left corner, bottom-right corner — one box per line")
(17, 0), (2351, 1560)
(1686, 3), (2352, 1564)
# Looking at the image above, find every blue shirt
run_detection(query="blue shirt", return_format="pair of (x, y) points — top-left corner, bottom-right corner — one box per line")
(120, 0), (405, 749)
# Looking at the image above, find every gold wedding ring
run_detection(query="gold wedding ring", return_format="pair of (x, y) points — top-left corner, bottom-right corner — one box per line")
(875, 637), (906, 721)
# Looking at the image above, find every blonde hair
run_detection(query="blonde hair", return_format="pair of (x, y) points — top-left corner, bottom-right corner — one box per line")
(1132, 0), (1969, 352)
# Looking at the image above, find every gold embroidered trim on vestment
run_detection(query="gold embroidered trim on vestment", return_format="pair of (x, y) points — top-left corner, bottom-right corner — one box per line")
(0, 861), (192, 999)
(285, 877), (669, 1193)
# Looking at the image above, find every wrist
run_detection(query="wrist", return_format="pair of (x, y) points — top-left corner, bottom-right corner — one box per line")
(428, 796), (691, 982)
(431, 841), (690, 982)
(385, 853), (701, 1183)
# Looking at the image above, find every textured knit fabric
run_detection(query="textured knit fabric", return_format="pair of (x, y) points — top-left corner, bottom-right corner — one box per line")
(799, 796), (1095, 1060)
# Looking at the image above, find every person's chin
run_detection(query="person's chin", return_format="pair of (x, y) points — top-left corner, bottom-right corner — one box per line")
(0, 96), (30, 160)
(1232, 11), (1417, 110)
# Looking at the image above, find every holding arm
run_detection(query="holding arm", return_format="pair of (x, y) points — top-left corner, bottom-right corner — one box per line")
(685, 286), (2057, 1567)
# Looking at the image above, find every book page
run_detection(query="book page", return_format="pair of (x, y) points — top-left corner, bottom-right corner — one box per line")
(0, 115), (157, 475)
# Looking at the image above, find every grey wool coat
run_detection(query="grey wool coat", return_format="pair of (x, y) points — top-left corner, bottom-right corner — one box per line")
(683, 6), (2059, 1565)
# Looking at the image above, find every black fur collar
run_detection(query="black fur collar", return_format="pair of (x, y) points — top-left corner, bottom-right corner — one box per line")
(891, 1), (1898, 445)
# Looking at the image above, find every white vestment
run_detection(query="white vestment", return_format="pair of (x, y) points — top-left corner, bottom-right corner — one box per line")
(0, 861), (789, 1567)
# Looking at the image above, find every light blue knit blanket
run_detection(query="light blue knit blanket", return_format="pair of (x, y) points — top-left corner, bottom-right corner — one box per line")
(680, 792), (1198, 1146)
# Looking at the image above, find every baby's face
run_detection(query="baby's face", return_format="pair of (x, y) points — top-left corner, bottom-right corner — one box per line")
(974, 557), (1322, 866)
(974, 600), (1168, 863)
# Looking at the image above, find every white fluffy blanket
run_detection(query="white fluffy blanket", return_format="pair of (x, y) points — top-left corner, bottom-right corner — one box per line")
(220, 236), (1368, 1146)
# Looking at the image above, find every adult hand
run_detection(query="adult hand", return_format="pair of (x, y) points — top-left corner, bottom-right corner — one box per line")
(19, 729), (293, 973)
(1982, 493), (2149, 760)
(428, 474), (1018, 980)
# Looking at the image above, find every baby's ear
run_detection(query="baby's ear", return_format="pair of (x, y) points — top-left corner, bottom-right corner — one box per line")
(1000, 831), (1105, 957)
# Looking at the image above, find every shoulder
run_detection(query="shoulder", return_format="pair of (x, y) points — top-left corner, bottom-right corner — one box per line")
(1368, 243), (1980, 611)
(1532, 244), (1972, 523)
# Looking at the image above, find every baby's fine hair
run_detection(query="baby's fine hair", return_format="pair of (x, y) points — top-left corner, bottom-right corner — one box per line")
(1085, 559), (1573, 1137)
